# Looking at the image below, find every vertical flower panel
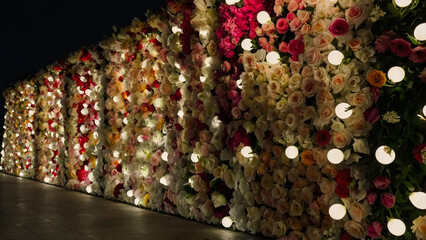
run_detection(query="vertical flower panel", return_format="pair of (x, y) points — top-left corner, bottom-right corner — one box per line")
(1, 88), (18, 174)
(34, 63), (67, 185)
(64, 47), (105, 195)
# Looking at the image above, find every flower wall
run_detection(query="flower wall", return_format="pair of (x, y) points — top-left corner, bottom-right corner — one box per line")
(1, 0), (426, 239)
(34, 63), (67, 185)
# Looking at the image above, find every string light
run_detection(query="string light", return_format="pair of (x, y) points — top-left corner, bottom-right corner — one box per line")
(266, 51), (280, 65)
(285, 146), (299, 159)
(327, 148), (344, 164)
(375, 146), (396, 165)
(221, 216), (233, 228)
(387, 66), (405, 83)
(329, 203), (346, 220)
(387, 219), (406, 236)
(335, 103), (353, 119)
(241, 38), (253, 51)
(257, 11), (270, 24)
(409, 192), (426, 209)
(191, 153), (199, 163)
(414, 23), (426, 41)
(328, 50), (344, 65)
(241, 146), (254, 158)
(395, 0), (412, 7)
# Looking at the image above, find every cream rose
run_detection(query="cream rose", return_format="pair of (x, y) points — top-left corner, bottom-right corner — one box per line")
(313, 32), (334, 50)
(331, 73), (347, 94)
(288, 91), (305, 107)
(353, 138), (370, 154)
(345, 2), (370, 28)
(344, 221), (366, 239)
(411, 215), (426, 239)
(348, 201), (367, 222)
(332, 131), (352, 148)
(301, 77), (318, 98)
(289, 74), (302, 90)
(247, 206), (261, 222)
(305, 48), (323, 66)
(223, 169), (235, 189)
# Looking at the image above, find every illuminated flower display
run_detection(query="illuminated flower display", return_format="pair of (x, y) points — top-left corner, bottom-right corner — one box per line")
(1, 0), (425, 239)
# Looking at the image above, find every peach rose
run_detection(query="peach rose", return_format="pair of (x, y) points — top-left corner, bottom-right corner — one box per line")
(289, 17), (303, 31)
(289, 60), (302, 74)
(331, 73), (347, 94)
(315, 89), (334, 106)
(411, 215), (426, 239)
(287, 0), (299, 12)
(348, 37), (363, 51)
(321, 163), (337, 178)
(262, 22), (276, 36)
(301, 66), (314, 77)
(319, 178), (336, 195)
(288, 91), (305, 107)
(297, 10), (311, 24)
(316, 105), (335, 127)
(306, 165), (321, 182)
(311, 19), (328, 33)
(348, 201), (367, 222)
(332, 131), (351, 148)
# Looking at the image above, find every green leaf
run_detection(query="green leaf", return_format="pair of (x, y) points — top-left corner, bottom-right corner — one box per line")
(386, 3), (400, 15)
(403, 181), (415, 191)
(305, 6), (314, 13)
(409, 132), (424, 144)
(406, 34), (424, 46)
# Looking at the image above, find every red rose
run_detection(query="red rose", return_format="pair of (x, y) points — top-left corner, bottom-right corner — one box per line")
(373, 176), (390, 189)
(315, 130), (331, 147)
(367, 222), (383, 239)
(390, 38), (412, 58)
(335, 169), (352, 198)
(76, 166), (88, 181)
(276, 18), (289, 34)
(363, 107), (380, 124)
(413, 143), (426, 164)
(114, 183), (125, 198)
(367, 191), (377, 204)
(380, 193), (395, 208)
(288, 37), (305, 60)
(329, 18), (349, 36)
(339, 232), (354, 240)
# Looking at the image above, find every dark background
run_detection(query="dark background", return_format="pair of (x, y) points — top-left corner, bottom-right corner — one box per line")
(0, 0), (166, 136)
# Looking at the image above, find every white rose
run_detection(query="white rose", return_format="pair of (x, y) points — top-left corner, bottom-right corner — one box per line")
(211, 191), (227, 208)
(352, 138), (370, 154)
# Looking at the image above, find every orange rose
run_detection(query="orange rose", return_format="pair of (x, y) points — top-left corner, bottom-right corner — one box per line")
(301, 150), (315, 166)
(367, 70), (386, 87)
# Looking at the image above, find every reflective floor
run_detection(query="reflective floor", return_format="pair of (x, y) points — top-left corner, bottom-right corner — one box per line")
(0, 173), (268, 240)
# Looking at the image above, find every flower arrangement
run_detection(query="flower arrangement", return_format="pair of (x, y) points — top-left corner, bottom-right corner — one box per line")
(1, 0), (425, 239)
(64, 47), (105, 195)
(34, 63), (67, 185)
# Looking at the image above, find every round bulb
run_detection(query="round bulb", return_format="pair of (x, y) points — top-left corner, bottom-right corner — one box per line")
(257, 11), (270, 24)
(113, 151), (120, 158)
(200, 76), (206, 83)
(161, 152), (168, 161)
(285, 146), (299, 159)
(137, 135), (143, 143)
(395, 0), (412, 7)
(127, 190), (134, 197)
(327, 148), (344, 164)
(241, 146), (254, 158)
(387, 66), (405, 83)
(86, 185), (93, 193)
(266, 51), (280, 65)
(423, 105), (426, 116)
(375, 146), (396, 165)
(225, 0), (239, 5)
(409, 192), (426, 209)
(222, 216), (233, 228)
(414, 23), (426, 41)
(178, 110), (184, 118)
(329, 203), (346, 220)
(179, 74), (186, 83)
(236, 79), (243, 89)
(160, 175), (171, 186)
(191, 153), (199, 163)
(387, 219), (406, 236)
(328, 50), (344, 66)
(241, 38), (253, 51)
(335, 103), (353, 119)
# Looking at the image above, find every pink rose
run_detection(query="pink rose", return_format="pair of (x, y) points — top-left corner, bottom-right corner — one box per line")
(390, 38), (412, 58)
(329, 18), (349, 36)
(262, 22), (276, 36)
(367, 222), (383, 239)
(367, 191), (377, 204)
(372, 176), (390, 189)
(286, 12), (296, 21)
(348, 38), (363, 51)
(259, 37), (274, 52)
(345, 3), (369, 28)
(279, 41), (289, 53)
(287, 0), (299, 12)
(276, 18), (289, 34)
(289, 17), (303, 32)
(380, 193), (395, 208)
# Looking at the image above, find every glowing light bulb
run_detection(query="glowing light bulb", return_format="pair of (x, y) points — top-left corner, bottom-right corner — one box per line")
(328, 50), (344, 66)
(179, 74), (186, 83)
(285, 146), (298, 159)
(161, 152), (168, 161)
(191, 153), (199, 163)
(257, 11), (270, 24)
(86, 184), (93, 193)
(241, 146), (254, 158)
(113, 151), (120, 158)
(81, 108), (89, 116)
(375, 146), (396, 165)
(423, 105), (426, 116)
(387, 219), (406, 236)
(200, 76), (206, 82)
(160, 175), (171, 186)
(172, 26), (182, 34)
(113, 96), (120, 103)
(222, 216), (233, 228)
(236, 79), (243, 89)
(327, 148), (344, 164)
(127, 190), (134, 197)
(335, 103), (353, 119)
(178, 110), (184, 118)
(329, 203), (346, 220)
(266, 51), (280, 65)
(395, 0), (412, 7)
(137, 135), (143, 143)
(387, 66), (405, 83)
(409, 192), (426, 209)
(414, 23), (426, 41)
(241, 38), (253, 51)
(175, 62), (181, 69)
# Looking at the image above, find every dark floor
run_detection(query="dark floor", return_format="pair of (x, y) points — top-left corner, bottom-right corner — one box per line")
(0, 173), (267, 240)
